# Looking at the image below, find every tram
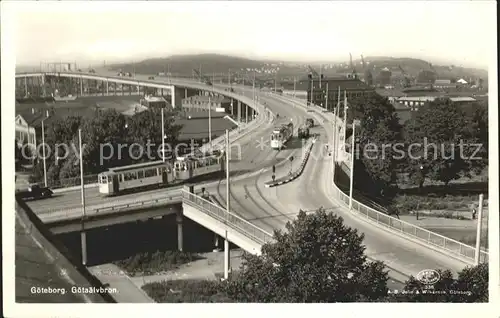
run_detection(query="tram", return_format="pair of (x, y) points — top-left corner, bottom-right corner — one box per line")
(270, 122), (294, 150)
(98, 152), (225, 196)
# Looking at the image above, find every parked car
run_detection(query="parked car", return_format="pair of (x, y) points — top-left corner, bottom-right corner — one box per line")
(16, 184), (53, 201)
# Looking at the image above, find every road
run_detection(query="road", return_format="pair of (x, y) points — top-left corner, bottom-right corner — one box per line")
(206, 91), (469, 283)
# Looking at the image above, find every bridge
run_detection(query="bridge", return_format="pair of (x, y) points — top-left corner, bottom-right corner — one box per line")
(16, 70), (488, 299)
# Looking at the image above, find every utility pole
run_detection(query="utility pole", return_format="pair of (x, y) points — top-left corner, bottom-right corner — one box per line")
(474, 194), (484, 265)
(343, 90), (348, 147)
(349, 120), (358, 210)
(79, 129), (87, 265)
(161, 108), (165, 162)
(41, 114), (48, 188)
(224, 129), (231, 280)
(319, 64), (322, 88)
(208, 96), (212, 146)
(293, 77), (296, 97)
(325, 82), (329, 111)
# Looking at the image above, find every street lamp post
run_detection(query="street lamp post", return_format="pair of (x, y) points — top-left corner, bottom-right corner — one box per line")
(474, 194), (484, 265)
(161, 108), (165, 162)
(349, 120), (360, 210)
(224, 129), (231, 280)
(41, 115), (48, 187)
(78, 129), (87, 265)
(208, 96), (212, 147)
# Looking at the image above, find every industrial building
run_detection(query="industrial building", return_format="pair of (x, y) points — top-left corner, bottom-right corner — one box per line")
(181, 95), (232, 113)
(306, 77), (375, 110)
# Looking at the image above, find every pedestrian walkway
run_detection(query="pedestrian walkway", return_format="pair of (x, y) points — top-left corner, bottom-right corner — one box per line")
(128, 250), (245, 288)
(88, 263), (155, 303)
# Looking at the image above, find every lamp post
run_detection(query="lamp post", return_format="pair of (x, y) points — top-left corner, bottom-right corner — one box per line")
(161, 108), (165, 162)
(474, 194), (484, 265)
(41, 114), (49, 187)
(349, 119), (361, 210)
(78, 128), (87, 265)
(224, 129), (231, 280)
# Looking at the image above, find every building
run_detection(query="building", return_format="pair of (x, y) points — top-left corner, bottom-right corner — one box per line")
(140, 95), (169, 109)
(174, 110), (237, 143)
(396, 96), (477, 111)
(15, 114), (36, 147)
(306, 77), (375, 110)
(181, 95), (232, 114)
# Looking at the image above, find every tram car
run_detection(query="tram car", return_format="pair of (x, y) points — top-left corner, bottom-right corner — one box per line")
(270, 122), (293, 150)
(98, 153), (225, 196)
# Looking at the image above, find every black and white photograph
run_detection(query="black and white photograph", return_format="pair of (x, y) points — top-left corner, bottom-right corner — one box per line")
(2, 0), (498, 315)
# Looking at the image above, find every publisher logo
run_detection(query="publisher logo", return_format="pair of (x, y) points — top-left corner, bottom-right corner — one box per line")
(416, 269), (441, 285)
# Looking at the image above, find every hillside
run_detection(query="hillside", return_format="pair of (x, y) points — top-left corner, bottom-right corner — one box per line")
(107, 53), (272, 77)
(107, 53), (487, 81)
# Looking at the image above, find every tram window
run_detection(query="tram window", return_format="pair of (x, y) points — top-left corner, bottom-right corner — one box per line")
(144, 168), (156, 178)
(138, 171), (144, 179)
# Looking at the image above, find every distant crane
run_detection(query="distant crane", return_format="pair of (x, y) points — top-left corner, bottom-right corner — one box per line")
(361, 55), (373, 86)
(193, 68), (212, 86)
(348, 53), (358, 79)
(398, 65), (412, 88)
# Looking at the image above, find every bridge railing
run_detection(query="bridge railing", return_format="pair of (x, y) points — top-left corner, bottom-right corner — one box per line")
(30, 174), (98, 190)
(40, 192), (184, 223)
(271, 93), (489, 264)
(182, 190), (274, 246)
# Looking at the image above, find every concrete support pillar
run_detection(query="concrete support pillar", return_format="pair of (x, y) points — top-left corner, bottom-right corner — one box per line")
(213, 233), (220, 252)
(185, 88), (188, 99)
(106, 81), (109, 95)
(237, 100), (241, 123)
(24, 77), (28, 97)
(176, 211), (183, 252)
(245, 104), (248, 123)
(137, 85), (140, 95)
(41, 75), (46, 97)
(80, 78), (83, 96)
(230, 99), (234, 116)
(224, 236), (230, 280)
(171, 86), (176, 109)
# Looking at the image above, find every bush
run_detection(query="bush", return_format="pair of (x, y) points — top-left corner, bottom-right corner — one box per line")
(113, 250), (200, 276)
(142, 280), (233, 303)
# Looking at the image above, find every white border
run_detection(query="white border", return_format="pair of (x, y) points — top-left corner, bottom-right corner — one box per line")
(2, 1), (498, 317)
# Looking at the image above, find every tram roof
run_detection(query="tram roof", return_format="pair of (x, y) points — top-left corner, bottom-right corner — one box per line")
(107, 160), (167, 173)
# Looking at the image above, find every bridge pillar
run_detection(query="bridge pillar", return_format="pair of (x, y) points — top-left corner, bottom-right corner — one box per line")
(24, 77), (28, 97)
(213, 234), (220, 252)
(230, 99), (234, 116)
(176, 210), (184, 252)
(80, 78), (83, 96)
(106, 81), (109, 95)
(237, 100), (241, 123)
(245, 104), (248, 123)
(41, 74), (46, 97)
(184, 88), (187, 99)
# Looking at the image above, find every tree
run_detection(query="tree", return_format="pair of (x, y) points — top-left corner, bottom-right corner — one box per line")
(461, 101), (488, 175)
(225, 209), (389, 302)
(404, 98), (471, 186)
(389, 263), (488, 303)
(346, 94), (403, 195)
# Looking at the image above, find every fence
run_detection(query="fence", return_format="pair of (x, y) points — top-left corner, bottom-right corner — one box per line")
(332, 167), (489, 264)
(182, 190), (274, 246)
(273, 92), (489, 264)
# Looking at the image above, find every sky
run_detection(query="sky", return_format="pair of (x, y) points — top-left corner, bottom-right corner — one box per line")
(7, 1), (496, 69)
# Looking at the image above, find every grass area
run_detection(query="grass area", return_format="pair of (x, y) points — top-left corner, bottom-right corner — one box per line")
(392, 194), (484, 219)
(112, 250), (202, 276)
(142, 280), (232, 303)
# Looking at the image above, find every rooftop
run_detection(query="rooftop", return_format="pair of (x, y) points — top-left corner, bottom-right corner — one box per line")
(175, 112), (237, 141)
(143, 95), (167, 102)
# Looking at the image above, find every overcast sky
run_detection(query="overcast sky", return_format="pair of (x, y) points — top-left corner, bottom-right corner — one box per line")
(8, 1), (496, 69)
